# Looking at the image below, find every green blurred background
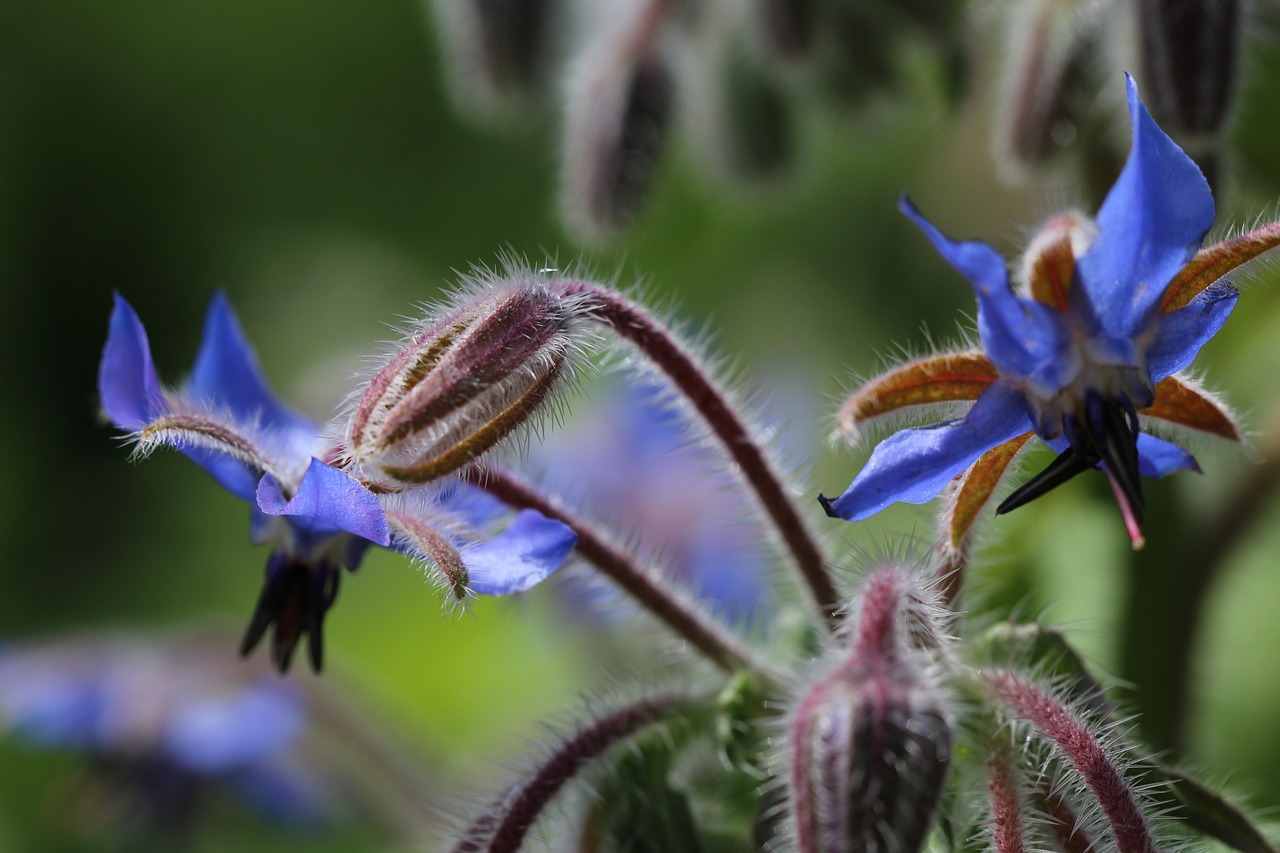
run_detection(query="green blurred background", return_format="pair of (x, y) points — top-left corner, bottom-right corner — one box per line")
(3, 2), (1280, 850)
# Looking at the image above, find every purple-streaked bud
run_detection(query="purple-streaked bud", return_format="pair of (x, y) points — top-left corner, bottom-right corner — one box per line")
(560, 5), (675, 238)
(788, 566), (951, 853)
(430, 0), (558, 114)
(344, 278), (583, 490)
(994, 0), (1103, 173)
(1137, 0), (1242, 182)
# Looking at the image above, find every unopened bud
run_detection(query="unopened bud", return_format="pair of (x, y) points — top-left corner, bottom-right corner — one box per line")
(1137, 0), (1242, 188)
(994, 0), (1103, 174)
(561, 11), (674, 238)
(345, 279), (583, 488)
(788, 566), (951, 853)
(430, 0), (558, 116)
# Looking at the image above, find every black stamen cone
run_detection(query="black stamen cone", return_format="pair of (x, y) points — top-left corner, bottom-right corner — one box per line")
(997, 395), (1145, 523)
(997, 447), (1097, 515)
(240, 552), (341, 674)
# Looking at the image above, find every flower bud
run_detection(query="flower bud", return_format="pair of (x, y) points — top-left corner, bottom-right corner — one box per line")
(1137, 0), (1241, 182)
(788, 662), (951, 853)
(344, 277), (584, 488)
(429, 0), (558, 116)
(994, 0), (1103, 174)
(788, 566), (951, 853)
(560, 11), (674, 238)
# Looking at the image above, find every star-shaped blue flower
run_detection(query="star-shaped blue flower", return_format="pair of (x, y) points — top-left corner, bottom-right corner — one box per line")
(100, 294), (577, 671)
(821, 76), (1269, 547)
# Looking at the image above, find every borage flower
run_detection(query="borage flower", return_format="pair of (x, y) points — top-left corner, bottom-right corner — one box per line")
(821, 76), (1280, 548)
(100, 292), (578, 673)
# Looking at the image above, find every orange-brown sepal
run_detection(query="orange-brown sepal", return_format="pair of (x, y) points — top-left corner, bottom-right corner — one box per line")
(1142, 375), (1243, 442)
(837, 352), (998, 443)
(935, 432), (1034, 605)
(1021, 213), (1090, 312)
(1161, 220), (1280, 313)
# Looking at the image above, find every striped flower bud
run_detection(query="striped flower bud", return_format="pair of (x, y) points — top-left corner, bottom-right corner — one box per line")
(560, 3), (675, 238)
(1137, 0), (1242, 178)
(343, 274), (587, 489)
(994, 0), (1103, 174)
(788, 566), (952, 853)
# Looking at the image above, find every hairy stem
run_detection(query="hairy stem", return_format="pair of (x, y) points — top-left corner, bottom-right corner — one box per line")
(987, 671), (1157, 853)
(452, 693), (689, 853)
(561, 281), (838, 628)
(464, 465), (772, 675)
(986, 739), (1027, 853)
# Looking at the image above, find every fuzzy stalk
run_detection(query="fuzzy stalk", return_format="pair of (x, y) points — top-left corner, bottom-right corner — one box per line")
(464, 465), (770, 675)
(559, 280), (838, 628)
(452, 692), (690, 853)
(986, 739), (1027, 853)
(986, 671), (1158, 853)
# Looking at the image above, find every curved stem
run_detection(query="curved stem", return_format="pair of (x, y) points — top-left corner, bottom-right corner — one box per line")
(464, 465), (773, 676)
(453, 692), (691, 853)
(561, 281), (839, 629)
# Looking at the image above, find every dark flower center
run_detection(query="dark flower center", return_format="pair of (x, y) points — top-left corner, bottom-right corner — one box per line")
(997, 391), (1144, 532)
(240, 551), (341, 673)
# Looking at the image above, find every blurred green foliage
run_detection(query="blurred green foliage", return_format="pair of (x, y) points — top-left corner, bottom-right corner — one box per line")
(3, 2), (1280, 850)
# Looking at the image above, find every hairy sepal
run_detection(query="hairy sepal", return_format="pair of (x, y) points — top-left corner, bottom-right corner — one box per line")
(835, 351), (998, 448)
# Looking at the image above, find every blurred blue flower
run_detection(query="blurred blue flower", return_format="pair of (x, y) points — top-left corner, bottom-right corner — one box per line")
(0, 633), (333, 830)
(822, 76), (1244, 546)
(532, 380), (773, 623)
(100, 294), (577, 671)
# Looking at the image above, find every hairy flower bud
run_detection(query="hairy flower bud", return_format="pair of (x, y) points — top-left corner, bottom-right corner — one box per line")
(994, 0), (1103, 173)
(560, 5), (675, 238)
(1137, 0), (1242, 182)
(430, 0), (558, 115)
(788, 566), (952, 853)
(344, 277), (585, 489)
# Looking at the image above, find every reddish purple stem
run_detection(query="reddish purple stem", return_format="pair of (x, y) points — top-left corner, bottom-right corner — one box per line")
(560, 281), (838, 628)
(452, 693), (686, 853)
(988, 672), (1158, 853)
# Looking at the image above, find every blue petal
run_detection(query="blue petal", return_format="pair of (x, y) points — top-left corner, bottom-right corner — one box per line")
(163, 683), (305, 773)
(1076, 76), (1215, 336)
(99, 294), (164, 429)
(1136, 433), (1200, 477)
(822, 382), (1034, 521)
(0, 671), (107, 748)
(1145, 281), (1238, 380)
(900, 197), (1073, 391)
(191, 293), (317, 448)
(466, 510), (578, 596)
(256, 459), (391, 546)
(184, 446), (266, 504)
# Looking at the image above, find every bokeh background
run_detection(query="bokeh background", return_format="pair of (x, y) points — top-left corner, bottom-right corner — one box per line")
(4, 2), (1280, 850)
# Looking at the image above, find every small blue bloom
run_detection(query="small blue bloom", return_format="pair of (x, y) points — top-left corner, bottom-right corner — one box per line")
(822, 77), (1246, 546)
(0, 633), (334, 828)
(100, 294), (577, 671)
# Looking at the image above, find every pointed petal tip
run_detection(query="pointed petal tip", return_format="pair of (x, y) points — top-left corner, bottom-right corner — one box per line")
(817, 493), (839, 519)
(100, 293), (163, 429)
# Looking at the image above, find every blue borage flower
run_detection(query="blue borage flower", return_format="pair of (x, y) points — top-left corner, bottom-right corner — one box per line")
(99, 293), (577, 672)
(821, 76), (1280, 548)
(0, 632), (331, 827)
